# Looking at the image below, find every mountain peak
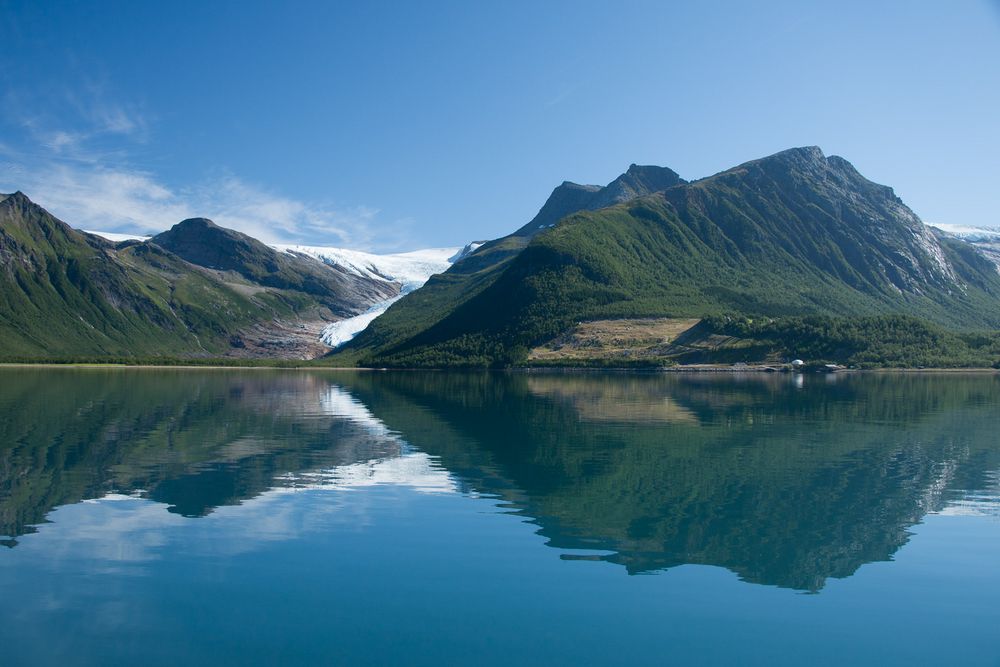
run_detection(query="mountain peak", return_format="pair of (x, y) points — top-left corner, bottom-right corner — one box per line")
(513, 163), (684, 237)
(173, 217), (219, 231)
(698, 146), (846, 188)
(625, 162), (671, 176)
(152, 217), (264, 275)
(0, 191), (83, 241)
(154, 217), (253, 252)
(1, 191), (35, 209)
(559, 181), (602, 192)
(784, 145), (824, 159)
(600, 164), (684, 206)
(748, 146), (828, 171)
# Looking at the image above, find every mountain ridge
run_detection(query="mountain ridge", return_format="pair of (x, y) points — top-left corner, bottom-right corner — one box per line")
(332, 146), (1000, 368)
(5, 146), (1000, 366)
(152, 217), (397, 316)
(329, 160), (692, 359)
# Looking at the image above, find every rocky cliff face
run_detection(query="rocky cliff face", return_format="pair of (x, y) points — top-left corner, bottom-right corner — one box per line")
(666, 146), (960, 295)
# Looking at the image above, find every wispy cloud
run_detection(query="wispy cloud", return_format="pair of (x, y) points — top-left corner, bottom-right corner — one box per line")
(2, 162), (189, 234)
(0, 84), (408, 251)
(191, 175), (385, 247)
(5, 80), (147, 160)
(0, 159), (397, 249)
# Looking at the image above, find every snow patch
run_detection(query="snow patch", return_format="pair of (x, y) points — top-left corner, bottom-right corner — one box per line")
(449, 242), (484, 263)
(83, 230), (151, 242)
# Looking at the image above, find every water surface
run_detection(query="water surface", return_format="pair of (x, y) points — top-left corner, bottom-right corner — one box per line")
(1, 369), (998, 665)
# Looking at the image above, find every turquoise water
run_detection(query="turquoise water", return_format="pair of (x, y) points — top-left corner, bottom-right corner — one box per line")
(1, 369), (998, 665)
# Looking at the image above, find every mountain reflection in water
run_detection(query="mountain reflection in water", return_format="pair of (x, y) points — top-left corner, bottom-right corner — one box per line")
(1, 368), (998, 592)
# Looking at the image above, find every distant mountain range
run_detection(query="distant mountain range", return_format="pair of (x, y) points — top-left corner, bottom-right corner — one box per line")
(4, 146), (1000, 365)
(331, 147), (1000, 367)
(0, 192), (454, 359)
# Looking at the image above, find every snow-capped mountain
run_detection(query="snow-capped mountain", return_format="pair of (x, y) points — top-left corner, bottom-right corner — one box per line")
(84, 228), (463, 349)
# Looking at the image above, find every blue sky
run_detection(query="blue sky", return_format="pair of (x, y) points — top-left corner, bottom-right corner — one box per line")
(1, 1), (998, 250)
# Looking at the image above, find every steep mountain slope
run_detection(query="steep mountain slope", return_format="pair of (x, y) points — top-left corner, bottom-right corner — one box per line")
(334, 147), (1000, 367)
(0, 193), (397, 358)
(333, 164), (688, 360)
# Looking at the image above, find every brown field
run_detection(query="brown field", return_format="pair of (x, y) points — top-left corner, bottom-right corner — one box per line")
(528, 318), (702, 362)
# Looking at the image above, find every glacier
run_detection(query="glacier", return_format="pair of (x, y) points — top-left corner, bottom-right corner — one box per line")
(274, 244), (466, 348)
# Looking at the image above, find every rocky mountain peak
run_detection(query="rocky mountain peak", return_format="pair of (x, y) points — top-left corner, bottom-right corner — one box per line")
(513, 163), (684, 237)
(596, 164), (684, 208)
(174, 217), (219, 230)
(1, 191), (42, 216)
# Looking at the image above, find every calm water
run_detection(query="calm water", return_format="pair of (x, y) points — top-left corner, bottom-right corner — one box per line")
(1, 369), (998, 666)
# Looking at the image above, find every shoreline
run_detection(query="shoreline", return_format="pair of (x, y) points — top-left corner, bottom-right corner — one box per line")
(0, 362), (366, 371)
(1, 362), (997, 373)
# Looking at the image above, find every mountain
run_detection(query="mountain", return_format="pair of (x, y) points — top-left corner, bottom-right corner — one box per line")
(332, 147), (1000, 367)
(0, 193), (406, 359)
(151, 218), (396, 316)
(329, 163), (690, 363)
(82, 230), (461, 347)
